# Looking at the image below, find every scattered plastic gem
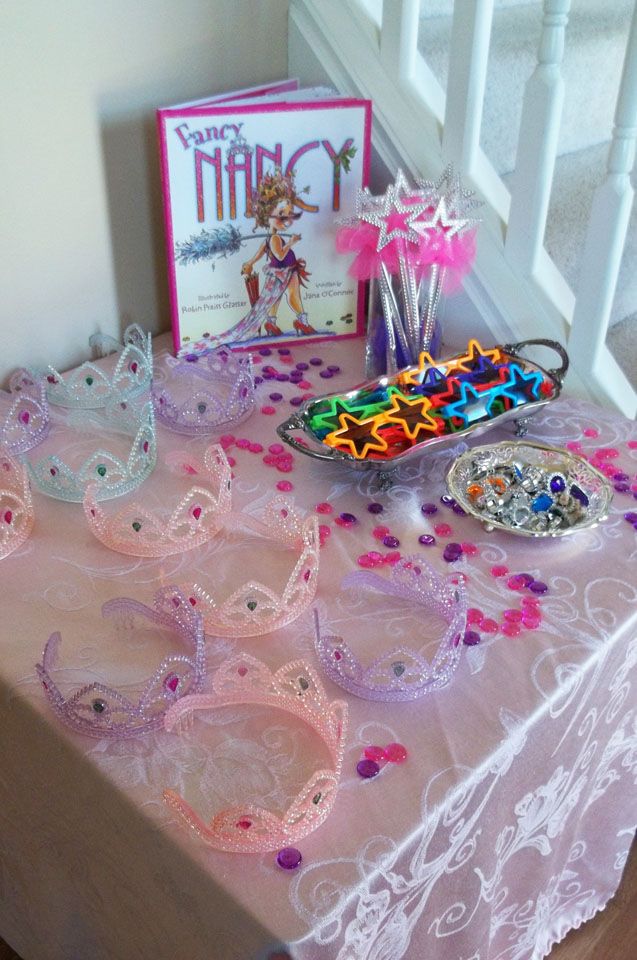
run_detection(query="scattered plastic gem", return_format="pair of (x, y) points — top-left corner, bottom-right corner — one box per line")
(276, 480), (293, 492)
(503, 608), (523, 622)
(368, 502), (384, 514)
(491, 565), (509, 578)
(276, 847), (302, 870)
(507, 575), (526, 590)
(357, 759), (380, 778)
(440, 494), (455, 507)
(382, 535), (400, 548)
(460, 542), (478, 556)
(316, 502), (333, 515)
(418, 534), (436, 546)
(463, 629), (481, 646)
(467, 608), (483, 624)
(269, 392), (283, 402)
(434, 523), (453, 537)
(384, 742), (408, 763)
(501, 621), (522, 637)
(309, 357), (323, 366)
(421, 503), (438, 515)
(529, 580), (548, 594)
(261, 406), (276, 415)
(364, 745), (386, 763)
(480, 618), (498, 634)
(336, 512), (357, 526)
(319, 370), (333, 379)
(373, 525), (390, 540)
(443, 543), (462, 562)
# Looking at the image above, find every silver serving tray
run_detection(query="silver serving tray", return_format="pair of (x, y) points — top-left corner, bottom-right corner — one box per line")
(277, 339), (569, 472)
(446, 440), (613, 538)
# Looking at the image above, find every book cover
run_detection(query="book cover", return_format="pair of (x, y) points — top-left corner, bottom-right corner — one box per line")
(157, 83), (371, 356)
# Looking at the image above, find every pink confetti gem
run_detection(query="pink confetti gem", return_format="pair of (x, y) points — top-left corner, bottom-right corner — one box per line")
(480, 618), (498, 634)
(318, 524), (331, 545)
(19, 410), (30, 424)
(384, 551), (401, 565)
(316, 502), (333, 514)
(598, 447), (620, 459)
(460, 542), (478, 556)
(357, 553), (376, 568)
(565, 441), (583, 452)
(501, 621), (522, 637)
(364, 745), (386, 763)
(192, 506), (202, 520)
(277, 480), (293, 491)
(298, 380), (312, 389)
(627, 440), (637, 449)
(507, 575), (526, 590)
(261, 405), (276, 415)
(384, 742), (408, 763)
(467, 608), (483, 624)
(491, 565), (509, 578)
(249, 442), (263, 453)
(522, 614), (542, 629)
(373, 525), (390, 540)
(434, 523), (453, 537)
(583, 427), (599, 438)
(227, 456), (236, 467)
(269, 443), (284, 454)
(3, 510), (12, 524)
(276, 462), (293, 473)
(503, 608), (523, 622)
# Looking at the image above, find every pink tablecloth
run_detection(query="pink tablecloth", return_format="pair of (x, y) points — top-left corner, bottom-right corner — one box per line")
(1, 336), (636, 960)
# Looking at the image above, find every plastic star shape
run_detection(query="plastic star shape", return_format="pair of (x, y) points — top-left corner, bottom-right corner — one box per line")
(440, 381), (503, 427)
(380, 393), (440, 441)
(359, 176), (431, 252)
(323, 412), (389, 460)
(413, 196), (470, 243)
(416, 164), (483, 219)
(499, 363), (544, 405)
(309, 388), (401, 433)
(443, 339), (504, 374)
(399, 350), (440, 387)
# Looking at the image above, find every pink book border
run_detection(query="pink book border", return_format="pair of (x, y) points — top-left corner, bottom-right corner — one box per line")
(157, 95), (373, 356)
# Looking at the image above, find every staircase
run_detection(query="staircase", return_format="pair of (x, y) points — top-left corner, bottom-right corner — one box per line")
(288, 0), (637, 416)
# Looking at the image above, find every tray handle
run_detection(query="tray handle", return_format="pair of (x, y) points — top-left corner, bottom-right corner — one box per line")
(502, 338), (569, 386)
(276, 414), (348, 463)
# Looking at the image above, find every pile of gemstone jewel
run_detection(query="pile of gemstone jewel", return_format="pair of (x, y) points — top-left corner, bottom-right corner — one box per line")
(461, 450), (596, 534)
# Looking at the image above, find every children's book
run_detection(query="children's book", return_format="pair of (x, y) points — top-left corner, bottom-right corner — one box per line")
(157, 81), (371, 356)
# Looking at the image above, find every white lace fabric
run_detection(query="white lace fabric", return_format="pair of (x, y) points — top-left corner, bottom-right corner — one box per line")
(0, 334), (635, 960)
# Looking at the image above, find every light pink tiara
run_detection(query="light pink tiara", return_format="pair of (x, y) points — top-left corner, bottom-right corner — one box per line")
(152, 347), (255, 435)
(163, 654), (348, 852)
(180, 498), (320, 637)
(36, 587), (206, 739)
(83, 445), (232, 557)
(0, 368), (50, 455)
(0, 452), (34, 560)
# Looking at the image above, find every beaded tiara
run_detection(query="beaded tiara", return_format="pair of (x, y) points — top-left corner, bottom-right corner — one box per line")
(152, 347), (255, 435)
(26, 400), (156, 502)
(83, 445), (232, 557)
(0, 452), (34, 560)
(36, 587), (206, 738)
(314, 557), (467, 701)
(163, 654), (348, 852)
(43, 324), (153, 408)
(181, 498), (320, 637)
(0, 368), (50, 455)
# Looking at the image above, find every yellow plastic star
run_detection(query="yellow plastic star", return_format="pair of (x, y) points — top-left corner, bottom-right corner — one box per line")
(379, 393), (440, 441)
(323, 412), (388, 460)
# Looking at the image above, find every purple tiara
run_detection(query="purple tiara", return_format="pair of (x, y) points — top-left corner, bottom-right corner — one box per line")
(36, 586), (206, 738)
(152, 347), (255, 435)
(0, 368), (50, 455)
(314, 557), (467, 701)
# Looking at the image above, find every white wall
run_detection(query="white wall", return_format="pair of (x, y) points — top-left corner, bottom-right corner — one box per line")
(0, 0), (289, 383)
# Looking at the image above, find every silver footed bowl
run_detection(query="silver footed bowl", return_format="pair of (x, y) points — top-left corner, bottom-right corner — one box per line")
(277, 339), (569, 472)
(446, 440), (613, 538)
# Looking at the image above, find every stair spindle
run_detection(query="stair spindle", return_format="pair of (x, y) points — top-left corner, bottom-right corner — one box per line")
(380, 0), (420, 84)
(505, 0), (571, 274)
(567, 1), (637, 397)
(442, 0), (494, 174)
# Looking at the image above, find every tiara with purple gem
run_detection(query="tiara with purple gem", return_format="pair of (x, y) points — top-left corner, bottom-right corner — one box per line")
(26, 400), (156, 502)
(36, 586), (206, 739)
(313, 557), (467, 701)
(42, 324), (153, 409)
(152, 347), (255, 436)
(0, 368), (50, 455)
(83, 444), (232, 557)
(0, 452), (34, 560)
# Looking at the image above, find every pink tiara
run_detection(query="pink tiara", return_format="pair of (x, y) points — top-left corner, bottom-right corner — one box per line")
(0, 452), (34, 560)
(163, 654), (348, 852)
(314, 557), (468, 701)
(0, 368), (50, 455)
(152, 347), (255, 435)
(35, 587), (205, 738)
(83, 445), (232, 557)
(180, 498), (320, 637)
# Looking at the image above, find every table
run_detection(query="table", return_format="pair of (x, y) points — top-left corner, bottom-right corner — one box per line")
(1, 336), (636, 960)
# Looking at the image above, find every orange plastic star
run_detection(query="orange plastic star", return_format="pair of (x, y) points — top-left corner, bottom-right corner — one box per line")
(323, 412), (389, 460)
(398, 350), (440, 388)
(446, 339), (504, 373)
(380, 393), (441, 440)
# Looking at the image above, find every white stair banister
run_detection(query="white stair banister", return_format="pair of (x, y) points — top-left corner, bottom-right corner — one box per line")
(505, 0), (571, 274)
(380, 0), (420, 85)
(442, 0), (495, 176)
(568, 0), (637, 388)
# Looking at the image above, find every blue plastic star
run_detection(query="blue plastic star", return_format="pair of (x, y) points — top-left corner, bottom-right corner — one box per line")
(440, 381), (502, 427)
(499, 363), (543, 406)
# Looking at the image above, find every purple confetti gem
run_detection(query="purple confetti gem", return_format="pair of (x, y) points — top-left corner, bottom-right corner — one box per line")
(276, 847), (302, 870)
(529, 580), (548, 595)
(296, 362), (309, 371)
(339, 512), (357, 524)
(319, 370), (333, 379)
(276, 373), (290, 382)
(421, 503), (438, 516)
(269, 392), (283, 402)
(443, 543), (462, 562)
(452, 504), (467, 516)
(418, 534), (436, 546)
(259, 347), (272, 356)
(278, 348), (291, 355)
(327, 365), (341, 374)
(290, 396), (304, 407)
(382, 535), (400, 548)
(440, 495), (456, 507)
(357, 759), (380, 779)
(309, 357), (323, 366)
(368, 502), (384, 514)
(624, 512), (637, 523)
(614, 482), (630, 493)
(463, 629), (481, 646)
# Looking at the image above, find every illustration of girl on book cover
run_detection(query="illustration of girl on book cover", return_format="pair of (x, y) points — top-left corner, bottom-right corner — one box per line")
(175, 168), (318, 345)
